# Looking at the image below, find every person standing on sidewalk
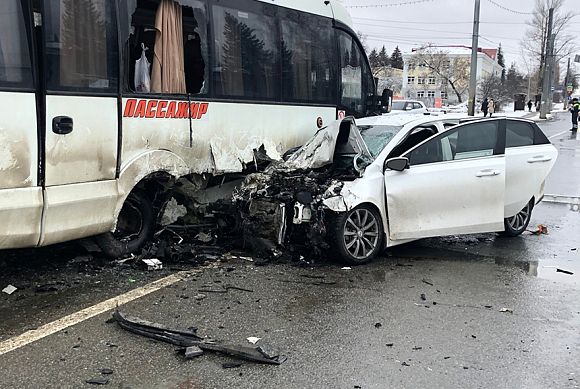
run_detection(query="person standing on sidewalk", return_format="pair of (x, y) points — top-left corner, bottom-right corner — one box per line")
(527, 100), (533, 112)
(570, 98), (580, 132)
(481, 98), (489, 117)
(488, 99), (496, 117)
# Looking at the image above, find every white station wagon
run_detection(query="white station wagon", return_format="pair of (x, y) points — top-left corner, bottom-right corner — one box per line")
(239, 114), (558, 264)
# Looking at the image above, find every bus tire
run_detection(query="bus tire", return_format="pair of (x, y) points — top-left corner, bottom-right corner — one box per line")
(96, 190), (155, 258)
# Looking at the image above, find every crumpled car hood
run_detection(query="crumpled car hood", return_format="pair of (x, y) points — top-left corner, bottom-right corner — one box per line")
(282, 118), (372, 171)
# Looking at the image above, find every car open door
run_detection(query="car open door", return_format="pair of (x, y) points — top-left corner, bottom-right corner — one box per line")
(504, 119), (557, 217)
(385, 120), (506, 241)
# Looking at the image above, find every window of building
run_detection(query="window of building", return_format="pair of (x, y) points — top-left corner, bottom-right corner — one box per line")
(427, 91), (435, 98)
(280, 10), (335, 103)
(0, 0), (33, 89)
(213, 2), (280, 100)
(441, 91), (448, 99)
(407, 62), (416, 70)
(122, 0), (208, 95)
(44, 0), (119, 93)
(407, 76), (415, 84)
(428, 76), (436, 85)
(417, 91), (425, 98)
(417, 77), (425, 85)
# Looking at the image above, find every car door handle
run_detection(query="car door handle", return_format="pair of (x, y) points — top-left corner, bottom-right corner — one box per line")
(476, 169), (501, 177)
(527, 155), (552, 163)
(52, 116), (73, 135)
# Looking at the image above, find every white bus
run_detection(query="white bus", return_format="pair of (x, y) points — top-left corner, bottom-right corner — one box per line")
(0, 0), (382, 256)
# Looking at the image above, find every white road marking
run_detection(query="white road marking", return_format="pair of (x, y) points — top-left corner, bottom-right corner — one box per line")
(0, 269), (204, 356)
(549, 130), (570, 140)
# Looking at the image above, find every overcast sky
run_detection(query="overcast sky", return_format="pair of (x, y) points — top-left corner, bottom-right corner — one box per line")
(342, 0), (579, 72)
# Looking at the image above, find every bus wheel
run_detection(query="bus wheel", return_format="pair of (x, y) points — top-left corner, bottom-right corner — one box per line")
(96, 190), (155, 258)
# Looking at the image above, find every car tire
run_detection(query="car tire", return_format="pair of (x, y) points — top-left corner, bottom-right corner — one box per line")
(96, 190), (155, 258)
(502, 200), (533, 237)
(329, 205), (384, 265)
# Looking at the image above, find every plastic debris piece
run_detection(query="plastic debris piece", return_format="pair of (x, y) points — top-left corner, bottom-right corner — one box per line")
(374, 323), (382, 328)
(2, 285), (17, 295)
(247, 337), (261, 345)
(86, 378), (109, 385)
(556, 268), (574, 275)
(141, 258), (163, 271)
(529, 224), (548, 235)
(341, 267), (352, 270)
(420, 293), (427, 301)
(184, 346), (204, 359)
(499, 308), (513, 313)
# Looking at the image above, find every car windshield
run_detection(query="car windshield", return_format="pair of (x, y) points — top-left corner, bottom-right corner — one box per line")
(359, 125), (403, 157)
(392, 102), (406, 110)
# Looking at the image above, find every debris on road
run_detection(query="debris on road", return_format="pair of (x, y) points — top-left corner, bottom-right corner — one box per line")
(2, 284), (17, 295)
(499, 308), (514, 313)
(422, 279), (434, 286)
(113, 311), (286, 365)
(420, 293), (427, 301)
(374, 323), (382, 329)
(556, 268), (574, 275)
(100, 369), (114, 375)
(197, 285), (254, 294)
(141, 258), (163, 271)
(222, 362), (242, 369)
(528, 224), (549, 235)
(85, 378), (109, 385)
(184, 346), (204, 359)
(341, 267), (352, 270)
(247, 337), (261, 345)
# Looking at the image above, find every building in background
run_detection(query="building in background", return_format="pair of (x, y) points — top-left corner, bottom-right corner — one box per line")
(401, 46), (503, 107)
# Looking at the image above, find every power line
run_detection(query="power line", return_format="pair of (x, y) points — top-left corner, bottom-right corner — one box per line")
(352, 16), (528, 25)
(484, 0), (533, 15)
(345, 0), (435, 9)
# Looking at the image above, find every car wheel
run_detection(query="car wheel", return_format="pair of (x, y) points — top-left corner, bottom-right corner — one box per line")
(330, 205), (384, 265)
(96, 190), (155, 258)
(502, 200), (533, 237)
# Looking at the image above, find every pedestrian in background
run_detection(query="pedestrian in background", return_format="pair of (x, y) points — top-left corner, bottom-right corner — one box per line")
(481, 98), (489, 117)
(527, 100), (533, 112)
(570, 98), (580, 132)
(489, 99), (496, 117)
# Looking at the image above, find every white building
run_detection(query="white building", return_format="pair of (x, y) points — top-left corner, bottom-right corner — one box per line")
(401, 46), (503, 106)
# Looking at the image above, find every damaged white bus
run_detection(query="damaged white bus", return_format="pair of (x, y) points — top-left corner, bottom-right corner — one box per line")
(0, 0), (383, 256)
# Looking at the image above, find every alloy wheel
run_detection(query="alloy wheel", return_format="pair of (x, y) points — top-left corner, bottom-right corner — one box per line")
(343, 209), (380, 260)
(506, 202), (531, 232)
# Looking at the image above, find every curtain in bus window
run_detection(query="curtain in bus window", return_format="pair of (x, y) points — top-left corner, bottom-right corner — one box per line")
(44, 0), (118, 92)
(280, 11), (335, 104)
(339, 33), (363, 112)
(212, 5), (279, 99)
(151, 0), (186, 94)
(0, 0), (33, 88)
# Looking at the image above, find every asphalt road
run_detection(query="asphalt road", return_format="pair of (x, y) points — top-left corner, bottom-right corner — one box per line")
(1, 113), (579, 389)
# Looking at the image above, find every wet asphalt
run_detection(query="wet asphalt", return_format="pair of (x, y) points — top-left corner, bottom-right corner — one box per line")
(1, 113), (579, 389)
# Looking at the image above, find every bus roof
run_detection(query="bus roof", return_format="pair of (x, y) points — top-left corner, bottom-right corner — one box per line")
(255, 0), (354, 29)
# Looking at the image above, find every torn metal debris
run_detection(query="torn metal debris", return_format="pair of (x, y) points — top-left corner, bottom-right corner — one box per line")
(112, 310), (286, 365)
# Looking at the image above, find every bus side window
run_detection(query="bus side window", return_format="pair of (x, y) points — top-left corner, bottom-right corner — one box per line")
(44, 0), (118, 93)
(338, 30), (374, 117)
(212, 1), (280, 100)
(0, 0), (33, 89)
(280, 10), (336, 104)
(123, 0), (208, 95)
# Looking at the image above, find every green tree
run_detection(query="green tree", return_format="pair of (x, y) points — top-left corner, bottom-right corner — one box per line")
(497, 44), (506, 83)
(390, 46), (404, 70)
(368, 48), (379, 68)
(378, 46), (389, 68)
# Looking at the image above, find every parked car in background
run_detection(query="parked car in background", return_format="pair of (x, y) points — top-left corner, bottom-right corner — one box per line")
(389, 100), (428, 114)
(237, 115), (558, 265)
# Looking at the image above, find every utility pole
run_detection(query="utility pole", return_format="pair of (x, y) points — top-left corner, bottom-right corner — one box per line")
(540, 7), (554, 119)
(468, 0), (481, 117)
(563, 57), (571, 104)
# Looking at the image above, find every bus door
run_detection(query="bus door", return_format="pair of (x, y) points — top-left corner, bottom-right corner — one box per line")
(0, 0), (43, 249)
(38, 0), (120, 246)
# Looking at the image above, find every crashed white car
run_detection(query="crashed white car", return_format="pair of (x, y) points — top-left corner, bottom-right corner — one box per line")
(237, 114), (557, 265)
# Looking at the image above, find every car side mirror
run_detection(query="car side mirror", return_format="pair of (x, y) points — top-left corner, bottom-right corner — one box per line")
(385, 157), (410, 172)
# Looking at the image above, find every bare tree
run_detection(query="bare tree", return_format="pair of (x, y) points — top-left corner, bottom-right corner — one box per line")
(521, 0), (576, 92)
(413, 47), (471, 103)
